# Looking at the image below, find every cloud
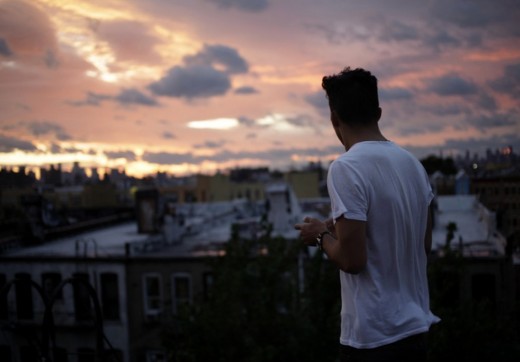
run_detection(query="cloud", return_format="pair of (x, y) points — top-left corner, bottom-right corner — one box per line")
(379, 87), (414, 101)
(304, 90), (328, 114)
(194, 140), (227, 149)
(105, 150), (136, 161)
(467, 113), (518, 130)
(143, 151), (201, 165)
(237, 116), (256, 127)
(68, 89), (158, 107)
(0, 134), (36, 152)
(149, 44), (249, 100)
(0, 38), (12, 56)
(162, 131), (175, 140)
(489, 63), (520, 98)
(425, 74), (478, 96)
(24, 121), (71, 141)
(0, 0), (60, 66)
(183, 44), (249, 74)
(149, 65), (231, 99)
(142, 144), (342, 167)
(429, 0), (519, 30)
(205, 0), (269, 12)
(234, 86), (258, 94)
(95, 20), (162, 64)
(115, 88), (158, 107)
(378, 20), (420, 42)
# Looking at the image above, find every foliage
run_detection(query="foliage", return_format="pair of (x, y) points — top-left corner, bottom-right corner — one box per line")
(420, 155), (458, 176)
(427, 254), (520, 361)
(163, 235), (340, 362)
(163, 232), (520, 361)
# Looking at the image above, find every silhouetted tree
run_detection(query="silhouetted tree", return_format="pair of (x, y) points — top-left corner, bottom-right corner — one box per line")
(163, 235), (340, 362)
(421, 155), (457, 175)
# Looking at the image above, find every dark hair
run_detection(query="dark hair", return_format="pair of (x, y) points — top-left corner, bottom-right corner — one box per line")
(322, 67), (380, 125)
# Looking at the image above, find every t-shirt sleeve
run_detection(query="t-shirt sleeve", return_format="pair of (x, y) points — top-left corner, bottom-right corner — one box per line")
(327, 160), (368, 222)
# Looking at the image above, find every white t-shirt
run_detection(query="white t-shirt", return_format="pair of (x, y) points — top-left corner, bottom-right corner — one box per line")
(327, 141), (440, 349)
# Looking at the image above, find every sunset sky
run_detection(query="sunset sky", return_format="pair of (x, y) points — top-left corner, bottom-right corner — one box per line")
(1, 0), (519, 178)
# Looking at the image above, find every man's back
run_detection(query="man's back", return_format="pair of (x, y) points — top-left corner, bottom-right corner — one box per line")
(327, 141), (439, 348)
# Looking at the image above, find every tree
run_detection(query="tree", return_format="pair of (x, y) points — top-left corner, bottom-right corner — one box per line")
(421, 155), (457, 176)
(163, 233), (340, 362)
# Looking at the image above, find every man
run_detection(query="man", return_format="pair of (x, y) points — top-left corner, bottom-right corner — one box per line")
(295, 67), (440, 361)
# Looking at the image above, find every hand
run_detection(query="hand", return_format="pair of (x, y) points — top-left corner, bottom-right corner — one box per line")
(325, 218), (336, 237)
(294, 216), (328, 247)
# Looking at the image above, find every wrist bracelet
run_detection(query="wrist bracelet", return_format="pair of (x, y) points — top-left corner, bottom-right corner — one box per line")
(316, 230), (331, 251)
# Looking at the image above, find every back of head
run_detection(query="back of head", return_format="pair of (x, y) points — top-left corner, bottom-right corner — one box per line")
(322, 67), (380, 126)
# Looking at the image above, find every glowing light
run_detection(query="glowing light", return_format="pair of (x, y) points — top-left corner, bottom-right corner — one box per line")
(187, 118), (239, 130)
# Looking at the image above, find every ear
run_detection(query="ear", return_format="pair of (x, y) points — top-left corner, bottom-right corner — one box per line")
(375, 107), (382, 122)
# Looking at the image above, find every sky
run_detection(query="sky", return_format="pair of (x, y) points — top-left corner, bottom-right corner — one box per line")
(1, 0), (519, 178)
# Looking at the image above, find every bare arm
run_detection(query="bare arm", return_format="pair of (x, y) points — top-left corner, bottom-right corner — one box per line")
(295, 216), (367, 274)
(327, 216), (366, 274)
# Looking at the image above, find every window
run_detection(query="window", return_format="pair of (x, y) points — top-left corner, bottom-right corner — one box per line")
(203, 272), (214, 301)
(100, 273), (120, 320)
(143, 274), (162, 321)
(41, 272), (62, 301)
(171, 273), (192, 315)
(73, 273), (92, 321)
(14, 273), (33, 320)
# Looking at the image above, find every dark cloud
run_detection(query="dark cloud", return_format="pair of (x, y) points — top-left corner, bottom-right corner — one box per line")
(378, 20), (419, 42)
(0, 134), (36, 152)
(420, 103), (469, 117)
(205, 0), (269, 12)
(149, 44), (249, 100)
(143, 151), (201, 165)
(105, 150), (136, 161)
(238, 116), (256, 127)
(466, 113), (518, 130)
(115, 88), (158, 107)
(162, 131), (175, 139)
(183, 44), (249, 74)
(44, 49), (59, 68)
(149, 65), (231, 99)
(0, 38), (12, 56)
(405, 132), (520, 161)
(195, 140), (227, 149)
(24, 121), (71, 141)
(476, 93), (498, 112)
(379, 87), (414, 101)
(67, 92), (110, 107)
(304, 90), (328, 113)
(141, 144), (343, 167)
(429, 0), (520, 31)
(234, 86), (258, 94)
(489, 63), (520, 98)
(422, 28), (462, 51)
(68, 89), (158, 107)
(426, 74), (478, 96)
(285, 115), (319, 130)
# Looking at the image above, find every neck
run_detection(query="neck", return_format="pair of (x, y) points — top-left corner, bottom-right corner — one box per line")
(340, 124), (387, 151)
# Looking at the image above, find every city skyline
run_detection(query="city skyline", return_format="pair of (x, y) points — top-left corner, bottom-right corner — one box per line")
(1, 0), (520, 178)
